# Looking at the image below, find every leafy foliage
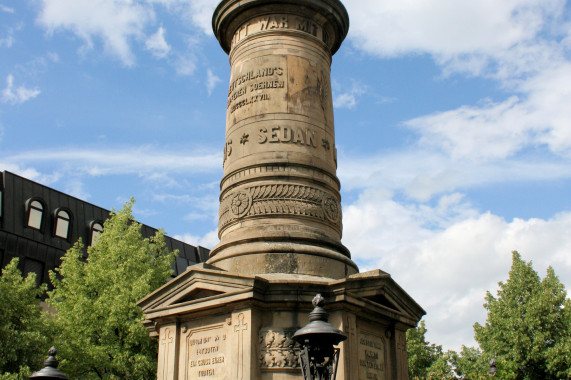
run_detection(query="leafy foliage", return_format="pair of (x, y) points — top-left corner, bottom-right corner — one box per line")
(0, 258), (49, 378)
(407, 320), (455, 379)
(474, 251), (571, 379)
(48, 199), (176, 379)
(448, 346), (490, 379)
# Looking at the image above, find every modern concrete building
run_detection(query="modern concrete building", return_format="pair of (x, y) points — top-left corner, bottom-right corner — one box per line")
(0, 170), (209, 286)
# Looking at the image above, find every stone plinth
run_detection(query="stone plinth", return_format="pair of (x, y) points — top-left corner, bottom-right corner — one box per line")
(139, 264), (425, 380)
(208, 0), (357, 279)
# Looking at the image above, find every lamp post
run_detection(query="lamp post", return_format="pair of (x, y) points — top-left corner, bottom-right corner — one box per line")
(30, 347), (68, 380)
(293, 294), (347, 380)
(489, 357), (498, 377)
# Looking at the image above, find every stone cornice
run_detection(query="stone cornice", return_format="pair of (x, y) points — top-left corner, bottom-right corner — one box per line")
(212, 0), (350, 55)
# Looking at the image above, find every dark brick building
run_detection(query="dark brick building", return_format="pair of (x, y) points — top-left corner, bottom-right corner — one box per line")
(0, 171), (208, 286)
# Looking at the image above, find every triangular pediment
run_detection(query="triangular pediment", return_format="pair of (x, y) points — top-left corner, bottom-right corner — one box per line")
(137, 263), (255, 313)
(175, 288), (224, 303)
(338, 269), (426, 323)
(364, 293), (401, 313)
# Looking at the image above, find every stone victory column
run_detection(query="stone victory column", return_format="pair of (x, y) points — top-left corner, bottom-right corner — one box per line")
(138, 0), (425, 379)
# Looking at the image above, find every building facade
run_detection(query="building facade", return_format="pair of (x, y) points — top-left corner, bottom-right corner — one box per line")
(0, 171), (208, 286)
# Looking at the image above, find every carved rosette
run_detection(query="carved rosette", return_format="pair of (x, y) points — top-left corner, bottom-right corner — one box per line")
(229, 189), (252, 218)
(322, 193), (340, 223)
(219, 184), (341, 232)
(259, 328), (300, 370)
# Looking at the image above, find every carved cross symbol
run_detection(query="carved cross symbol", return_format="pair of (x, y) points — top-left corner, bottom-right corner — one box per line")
(160, 329), (174, 380)
(240, 133), (249, 144)
(234, 313), (248, 380)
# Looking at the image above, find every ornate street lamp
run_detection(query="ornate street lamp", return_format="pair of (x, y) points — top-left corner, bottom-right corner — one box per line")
(489, 357), (498, 377)
(293, 294), (347, 380)
(30, 347), (68, 379)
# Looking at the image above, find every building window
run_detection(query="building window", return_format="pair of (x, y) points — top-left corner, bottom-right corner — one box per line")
(0, 172), (3, 220)
(23, 258), (44, 287)
(54, 209), (72, 240)
(90, 221), (104, 246)
(26, 199), (45, 231)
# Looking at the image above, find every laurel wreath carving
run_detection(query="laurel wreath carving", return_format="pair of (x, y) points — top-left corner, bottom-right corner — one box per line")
(219, 184), (341, 230)
(259, 328), (300, 369)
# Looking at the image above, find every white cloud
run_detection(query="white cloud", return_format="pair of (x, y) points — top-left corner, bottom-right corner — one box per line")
(206, 69), (221, 95)
(186, 0), (218, 34)
(35, 0), (218, 67)
(9, 146), (221, 175)
(175, 54), (197, 76)
(1, 75), (41, 105)
(154, 192), (218, 219)
(174, 35), (201, 76)
(405, 62), (571, 160)
(343, 0), (571, 164)
(338, 148), (571, 202)
(339, 1), (571, 346)
(174, 229), (219, 249)
(342, 188), (571, 350)
(145, 26), (170, 58)
(37, 0), (154, 66)
(0, 29), (14, 47)
(63, 177), (91, 200)
(0, 162), (61, 185)
(46, 51), (59, 62)
(346, 0), (563, 60)
(333, 81), (367, 109)
(0, 4), (14, 13)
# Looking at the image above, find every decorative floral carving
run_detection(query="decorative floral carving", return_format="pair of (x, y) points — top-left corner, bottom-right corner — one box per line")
(322, 137), (330, 150)
(259, 328), (300, 369)
(230, 190), (252, 218)
(322, 194), (340, 222)
(240, 133), (249, 144)
(219, 185), (341, 232)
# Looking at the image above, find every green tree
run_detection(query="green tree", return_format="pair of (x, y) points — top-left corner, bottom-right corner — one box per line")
(0, 258), (49, 379)
(48, 199), (176, 379)
(474, 251), (571, 379)
(449, 346), (490, 379)
(407, 320), (455, 379)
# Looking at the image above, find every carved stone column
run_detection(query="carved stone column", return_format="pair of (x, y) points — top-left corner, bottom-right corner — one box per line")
(210, 0), (358, 279)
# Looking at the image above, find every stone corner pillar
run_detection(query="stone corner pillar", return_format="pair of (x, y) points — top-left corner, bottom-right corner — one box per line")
(208, 0), (358, 279)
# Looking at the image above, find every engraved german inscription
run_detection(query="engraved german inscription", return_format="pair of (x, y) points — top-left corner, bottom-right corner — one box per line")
(296, 17), (318, 36)
(185, 325), (228, 379)
(231, 14), (329, 47)
(230, 14), (323, 48)
(226, 67), (284, 113)
(260, 15), (289, 30)
(223, 139), (232, 166)
(358, 333), (385, 380)
(257, 126), (317, 147)
(228, 67), (283, 96)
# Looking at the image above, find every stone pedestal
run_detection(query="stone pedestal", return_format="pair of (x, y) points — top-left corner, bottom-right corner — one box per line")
(139, 0), (425, 378)
(139, 265), (424, 380)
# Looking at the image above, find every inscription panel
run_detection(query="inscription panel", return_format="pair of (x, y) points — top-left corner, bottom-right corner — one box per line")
(226, 56), (287, 128)
(183, 323), (229, 379)
(223, 123), (337, 168)
(358, 332), (386, 380)
(231, 14), (325, 49)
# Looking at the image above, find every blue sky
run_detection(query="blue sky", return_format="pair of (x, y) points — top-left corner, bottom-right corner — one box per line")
(2, 0), (571, 351)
